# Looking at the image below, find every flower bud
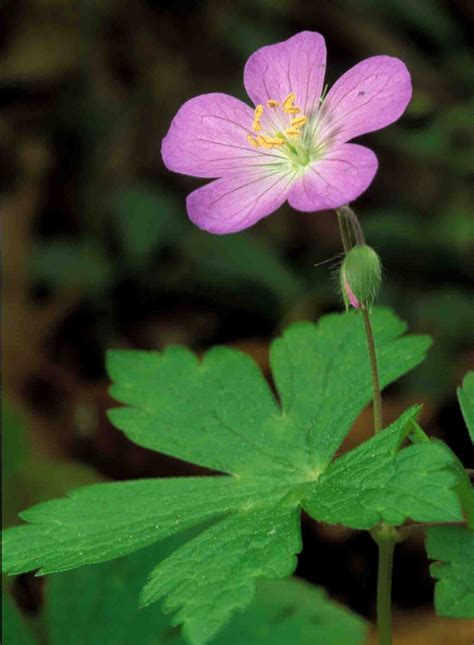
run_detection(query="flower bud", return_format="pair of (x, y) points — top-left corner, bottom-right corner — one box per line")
(340, 244), (382, 310)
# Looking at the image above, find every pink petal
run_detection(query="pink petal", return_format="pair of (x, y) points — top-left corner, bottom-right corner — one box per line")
(186, 168), (295, 234)
(316, 56), (412, 145)
(288, 143), (378, 212)
(161, 93), (285, 178)
(244, 31), (327, 118)
(344, 278), (361, 309)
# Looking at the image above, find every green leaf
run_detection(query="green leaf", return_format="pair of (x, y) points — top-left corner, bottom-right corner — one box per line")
(182, 230), (304, 312)
(31, 239), (113, 292)
(107, 344), (309, 478)
(2, 593), (38, 645)
(426, 525), (474, 618)
(4, 307), (452, 644)
(111, 184), (185, 270)
(304, 407), (462, 529)
(141, 503), (301, 644)
(458, 371), (474, 444)
(454, 371), (474, 528)
(219, 578), (367, 645)
(44, 542), (366, 645)
(2, 477), (286, 575)
(270, 307), (432, 467)
(2, 400), (100, 529)
(45, 541), (182, 645)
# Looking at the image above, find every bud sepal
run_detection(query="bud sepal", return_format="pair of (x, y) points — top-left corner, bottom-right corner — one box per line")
(340, 244), (382, 310)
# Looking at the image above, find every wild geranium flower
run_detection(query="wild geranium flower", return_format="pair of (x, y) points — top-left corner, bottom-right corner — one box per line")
(162, 31), (411, 234)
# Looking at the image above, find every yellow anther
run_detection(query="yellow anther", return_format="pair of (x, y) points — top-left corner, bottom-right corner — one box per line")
(282, 93), (301, 114)
(284, 127), (301, 138)
(254, 104), (264, 119)
(252, 120), (262, 132)
(267, 99), (280, 108)
(247, 134), (260, 148)
(290, 115), (308, 128)
(256, 135), (273, 149)
(260, 135), (284, 147)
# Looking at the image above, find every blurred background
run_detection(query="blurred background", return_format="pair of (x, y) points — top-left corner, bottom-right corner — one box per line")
(2, 0), (474, 642)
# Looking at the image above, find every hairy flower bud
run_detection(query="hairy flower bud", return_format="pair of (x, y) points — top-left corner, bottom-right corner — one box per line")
(340, 244), (382, 310)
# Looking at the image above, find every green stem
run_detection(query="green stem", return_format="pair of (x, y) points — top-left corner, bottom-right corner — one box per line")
(337, 209), (352, 253)
(373, 526), (396, 645)
(336, 206), (394, 645)
(361, 306), (384, 433)
(336, 208), (383, 433)
(338, 205), (365, 245)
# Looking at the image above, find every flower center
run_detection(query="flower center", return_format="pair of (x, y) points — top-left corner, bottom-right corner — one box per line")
(246, 93), (314, 168)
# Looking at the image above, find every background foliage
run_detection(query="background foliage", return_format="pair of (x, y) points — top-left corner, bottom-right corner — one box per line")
(2, 0), (473, 642)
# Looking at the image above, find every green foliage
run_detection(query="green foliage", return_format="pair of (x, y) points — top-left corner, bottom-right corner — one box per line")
(181, 230), (303, 312)
(2, 593), (37, 645)
(140, 504), (301, 644)
(426, 525), (474, 618)
(458, 371), (474, 444)
(111, 184), (185, 271)
(31, 239), (113, 292)
(425, 372), (474, 619)
(2, 400), (99, 529)
(221, 578), (367, 645)
(5, 542), (367, 645)
(304, 407), (461, 528)
(2, 308), (465, 644)
(45, 542), (182, 645)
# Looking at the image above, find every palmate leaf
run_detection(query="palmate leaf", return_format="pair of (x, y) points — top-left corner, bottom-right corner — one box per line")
(304, 406), (462, 528)
(424, 371), (474, 620)
(426, 525), (474, 618)
(7, 542), (367, 645)
(2, 308), (463, 644)
(458, 370), (474, 444)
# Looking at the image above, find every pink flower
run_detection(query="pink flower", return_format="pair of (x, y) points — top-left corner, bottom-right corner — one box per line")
(162, 31), (412, 234)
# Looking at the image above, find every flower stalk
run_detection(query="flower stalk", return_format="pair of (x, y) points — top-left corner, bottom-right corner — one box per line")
(336, 207), (383, 432)
(372, 523), (398, 645)
(337, 205), (395, 645)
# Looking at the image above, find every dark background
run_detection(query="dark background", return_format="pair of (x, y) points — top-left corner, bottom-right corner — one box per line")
(2, 0), (474, 641)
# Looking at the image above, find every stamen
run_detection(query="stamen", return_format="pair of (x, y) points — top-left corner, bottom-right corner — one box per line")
(290, 115), (308, 128)
(267, 99), (280, 108)
(260, 135), (284, 147)
(284, 127), (301, 138)
(283, 93), (301, 114)
(252, 120), (262, 132)
(256, 135), (272, 149)
(247, 134), (260, 148)
(254, 104), (264, 119)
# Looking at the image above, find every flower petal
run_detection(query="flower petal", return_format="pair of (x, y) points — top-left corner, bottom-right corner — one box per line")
(288, 144), (378, 212)
(162, 93), (285, 178)
(244, 31), (327, 118)
(186, 168), (295, 234)
(316, 56), (412, 145)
